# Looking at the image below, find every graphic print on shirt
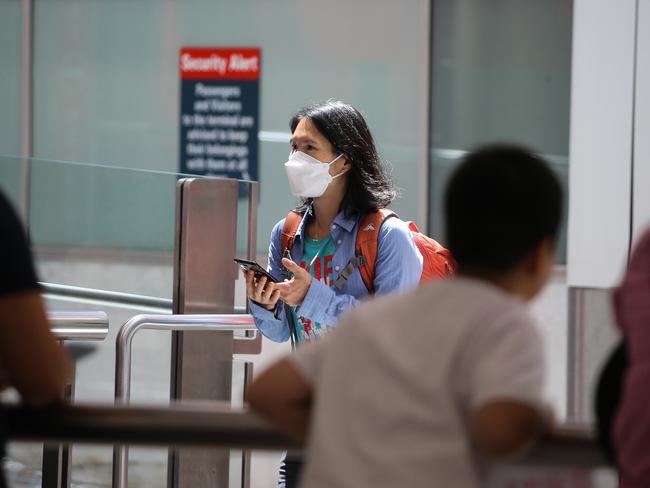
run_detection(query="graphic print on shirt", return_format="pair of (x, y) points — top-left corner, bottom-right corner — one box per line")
(292, 235), (337, 344)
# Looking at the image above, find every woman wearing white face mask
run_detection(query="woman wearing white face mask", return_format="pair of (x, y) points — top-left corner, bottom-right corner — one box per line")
(245, 100), (422, 344)
(244, 100), (423, 486)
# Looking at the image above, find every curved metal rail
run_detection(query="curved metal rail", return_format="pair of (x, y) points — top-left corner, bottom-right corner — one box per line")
(113, 313), (258, 488)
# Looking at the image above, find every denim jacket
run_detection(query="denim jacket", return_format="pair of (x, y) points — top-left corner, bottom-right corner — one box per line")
(249, 208), (423, 342)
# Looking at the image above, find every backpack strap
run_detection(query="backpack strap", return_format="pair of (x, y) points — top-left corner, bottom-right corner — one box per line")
(332, 255), (366, 290)
(281, 211), (303, 259)
(353, 209), (396, 294)
(280, 211), (304, 349)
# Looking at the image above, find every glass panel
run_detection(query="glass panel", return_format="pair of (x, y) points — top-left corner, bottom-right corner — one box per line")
(0, 0), (23, 156)
(0, 156), (25, 215)
(0, 155), (256, 307)
(33, 0), (428, 256)
(0, 155), (197, 298)
(429, 0), (572, 262)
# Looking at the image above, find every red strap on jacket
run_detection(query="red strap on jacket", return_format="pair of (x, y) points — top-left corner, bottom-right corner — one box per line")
(355, 209), (396, 293)
(280, 211), (304, 258)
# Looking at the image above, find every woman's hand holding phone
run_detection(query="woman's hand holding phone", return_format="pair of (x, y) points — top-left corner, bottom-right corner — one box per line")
(274, 258), (313, 307)
(245, 270), (281, 311)
(243, 258), (313, 310)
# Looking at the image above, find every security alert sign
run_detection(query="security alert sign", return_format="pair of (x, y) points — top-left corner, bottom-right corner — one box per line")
(179, 47), (260, 181)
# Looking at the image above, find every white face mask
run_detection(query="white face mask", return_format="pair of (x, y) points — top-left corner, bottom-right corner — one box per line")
(284, 151), (345, 198)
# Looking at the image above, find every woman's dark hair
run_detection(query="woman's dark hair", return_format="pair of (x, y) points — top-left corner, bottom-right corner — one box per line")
(290, 100), (396, 216)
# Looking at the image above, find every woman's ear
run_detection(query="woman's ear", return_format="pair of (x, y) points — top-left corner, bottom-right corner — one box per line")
(341, 155), (352, 170)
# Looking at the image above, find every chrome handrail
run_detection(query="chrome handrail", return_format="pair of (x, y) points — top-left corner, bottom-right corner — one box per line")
(42, 282), (173, 309)
(49, 310), (109, 341)
(113, 313), (257, 488)
(43, 282), (247, 314)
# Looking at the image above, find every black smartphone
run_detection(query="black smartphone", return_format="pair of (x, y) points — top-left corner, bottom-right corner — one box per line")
(234, 258), (278, 283)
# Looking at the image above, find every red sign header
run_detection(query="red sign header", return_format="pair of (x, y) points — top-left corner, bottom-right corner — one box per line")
(180, 47), (260, 80)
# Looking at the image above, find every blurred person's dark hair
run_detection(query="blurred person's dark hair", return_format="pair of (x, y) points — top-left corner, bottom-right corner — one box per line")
(444, 144), (562, 273)
(290, 100), (396, 216)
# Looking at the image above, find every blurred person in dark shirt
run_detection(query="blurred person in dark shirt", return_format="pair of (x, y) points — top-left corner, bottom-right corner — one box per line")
(0, 190), (72, 487)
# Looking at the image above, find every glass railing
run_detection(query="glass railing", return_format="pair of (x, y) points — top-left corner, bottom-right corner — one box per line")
(0, 155), (180, 300)
(0, 155), (256, 299)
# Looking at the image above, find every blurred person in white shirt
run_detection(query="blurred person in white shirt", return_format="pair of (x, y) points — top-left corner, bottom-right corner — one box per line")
(248, 145), (562, 488)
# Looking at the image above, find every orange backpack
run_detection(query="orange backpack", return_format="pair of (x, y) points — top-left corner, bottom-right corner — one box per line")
(280, 209), (455, 293)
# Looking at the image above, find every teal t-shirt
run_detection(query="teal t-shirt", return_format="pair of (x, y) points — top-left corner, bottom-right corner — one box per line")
(292, 234), (337, 344)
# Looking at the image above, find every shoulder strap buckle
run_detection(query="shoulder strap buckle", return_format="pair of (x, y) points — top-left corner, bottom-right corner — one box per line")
(354, 209), (396, 293)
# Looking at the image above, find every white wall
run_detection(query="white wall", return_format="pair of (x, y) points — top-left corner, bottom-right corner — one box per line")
(567, 0), (637, 289)
(633, 0), (650, 242)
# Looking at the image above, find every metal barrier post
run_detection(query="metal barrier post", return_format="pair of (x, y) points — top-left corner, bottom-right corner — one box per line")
(112, 314), (256, 488)
(241, 362), (254, 488)
(171, 178), (239, 488)
(42, 379), (73, 488)
(41, 311), (109, 488)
